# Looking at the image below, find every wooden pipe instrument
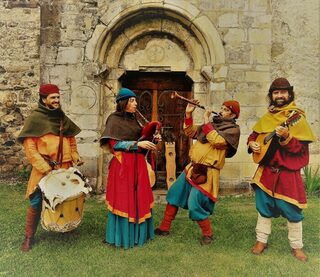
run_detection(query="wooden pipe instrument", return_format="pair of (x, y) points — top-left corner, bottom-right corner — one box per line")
(170, 91), (218, 115)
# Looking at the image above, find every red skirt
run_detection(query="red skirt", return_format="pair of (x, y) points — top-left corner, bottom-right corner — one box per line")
(106, 152), (154, 223)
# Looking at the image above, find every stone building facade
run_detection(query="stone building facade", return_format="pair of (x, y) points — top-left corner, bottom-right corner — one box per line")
(1, 0), (319, 194)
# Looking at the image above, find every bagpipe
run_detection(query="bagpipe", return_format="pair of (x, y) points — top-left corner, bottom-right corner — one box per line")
(103, 83), (162, 186)
(135, 109), (161, 187)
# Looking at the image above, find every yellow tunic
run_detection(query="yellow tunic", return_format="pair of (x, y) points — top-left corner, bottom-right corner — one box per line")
(183, 122), (228, 201)
(23, 134), (80, 198)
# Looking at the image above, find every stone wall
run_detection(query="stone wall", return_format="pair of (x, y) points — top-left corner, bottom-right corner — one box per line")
(39, 0), (101, 190)
(0, 1), (40, 175)
(271, 0), (320, 163)
(1, 0), (319, 194)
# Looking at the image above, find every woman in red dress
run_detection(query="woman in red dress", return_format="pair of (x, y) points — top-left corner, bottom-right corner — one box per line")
(100, 88), (157, 249)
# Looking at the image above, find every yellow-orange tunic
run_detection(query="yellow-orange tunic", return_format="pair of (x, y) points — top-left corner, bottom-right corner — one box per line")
(23, 134), (80, 198)
(183, 120), (229, 201)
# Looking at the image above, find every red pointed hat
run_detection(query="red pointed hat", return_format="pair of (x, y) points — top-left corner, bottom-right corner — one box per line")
(223, 100), (240, 118)
(39, 84), (60, 95)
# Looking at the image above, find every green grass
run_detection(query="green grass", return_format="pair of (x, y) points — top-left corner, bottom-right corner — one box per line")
(0, 184), (319, 277)
(303, 166), (320, 196)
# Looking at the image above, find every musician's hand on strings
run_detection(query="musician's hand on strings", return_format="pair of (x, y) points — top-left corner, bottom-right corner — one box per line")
(138, 140), (157, 151)
(203, 107), (212, 124)
(275, 126), (289, 139)
(185, 100), (200, 118)
(248, 141), (261, 153)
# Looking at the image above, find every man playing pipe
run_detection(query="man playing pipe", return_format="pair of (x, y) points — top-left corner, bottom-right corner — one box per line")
(155, 99), (240, 245)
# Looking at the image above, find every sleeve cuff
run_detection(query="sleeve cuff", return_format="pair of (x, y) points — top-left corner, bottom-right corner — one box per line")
(128, 142), (138, 151)
(279, 133), (292, 146)
(202, 123), (214, 135)
(184, 116), (193, 126)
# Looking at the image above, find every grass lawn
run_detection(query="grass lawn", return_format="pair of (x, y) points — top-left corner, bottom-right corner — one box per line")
(0, 184), (319, 277)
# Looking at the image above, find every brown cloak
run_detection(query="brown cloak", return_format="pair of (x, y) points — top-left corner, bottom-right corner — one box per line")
(100, 111), (142, 146)
(197, 116), (240, 158)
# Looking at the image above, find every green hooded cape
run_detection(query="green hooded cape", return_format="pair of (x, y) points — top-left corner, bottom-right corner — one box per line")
(18, 102), (81, 143)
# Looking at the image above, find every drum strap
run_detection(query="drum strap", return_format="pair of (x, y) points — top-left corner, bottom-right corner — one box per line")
(57, 119), (64, 167)
(41, 119), (64, 169)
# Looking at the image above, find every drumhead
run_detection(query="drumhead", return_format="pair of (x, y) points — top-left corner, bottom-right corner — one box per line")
(38, 167), (91, 211)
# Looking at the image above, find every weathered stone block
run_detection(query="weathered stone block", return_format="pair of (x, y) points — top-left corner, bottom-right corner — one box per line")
(99, 0), (141, 26)
(8, 156), (21, 165)
(213, 65), (228, 79)
(0, 164), (15, 173)
(249, 28), (271, 44)
(125, 18), (162, 40)
(122, 37), (191, 72)
(56, 47), (84, 64)
(67, 64), (84, 82)
(226, 44), (251, 64)
(219, 181), (251, 196)
(165, 0), (200, 19)
(224, 28), (246, 45)
(228, 69), (245, 82)
(236, 92), (266, 106)
(251, 14), (272, 28)
(220, 162), (241, 179)
(249, 0), (270, 12)
(241, 163), (257, 179)
(245, 71), (270, 82)
(251, 44), (271, 64)
(70, 114), (99, 130)
(0, 156), (5, 165)
(79, 157), (98, 178)
(5, 0), (38, 9)
(60, 28), (87, 42)
(40, 28), (61, 46)
(256, 65), (270, 71)
(218, 13), (239, 27)
(210, 82), (225, 91)
(212, 0), (247, 10)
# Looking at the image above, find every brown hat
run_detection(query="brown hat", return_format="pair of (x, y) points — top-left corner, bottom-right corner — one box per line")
(39, 84), (60, 95)
(223, 100), (240, 119)
(269, 78), (293, 92)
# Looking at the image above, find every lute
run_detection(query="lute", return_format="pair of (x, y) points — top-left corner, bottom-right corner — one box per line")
(252, 111), (301, 164)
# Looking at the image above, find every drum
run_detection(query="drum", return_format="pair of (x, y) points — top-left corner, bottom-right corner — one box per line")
(38, 167), (91, 232)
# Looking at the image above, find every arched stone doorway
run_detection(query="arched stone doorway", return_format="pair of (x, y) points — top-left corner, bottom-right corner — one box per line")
(86, 2), (226, 190)
(121, 71), (192, 188)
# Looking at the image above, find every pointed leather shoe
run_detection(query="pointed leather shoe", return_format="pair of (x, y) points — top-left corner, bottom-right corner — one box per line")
(20, 237), (33, 252)
(251, 241), (267, 255)
(154, 228), (170, 236)
(200, 235), (213, 246)
(292, 248), (308, 262)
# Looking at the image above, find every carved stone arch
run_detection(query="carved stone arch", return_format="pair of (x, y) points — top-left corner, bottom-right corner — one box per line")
(105, 29), (204, 71)
(88, 2), (225, 68)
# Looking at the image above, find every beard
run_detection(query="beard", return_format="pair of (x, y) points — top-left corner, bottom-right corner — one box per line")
(47, 103), (60, 110)
(271, 98), (291, 107)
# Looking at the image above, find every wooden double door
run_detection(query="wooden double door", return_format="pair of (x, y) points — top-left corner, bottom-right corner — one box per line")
(121, 72), (193, 188)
